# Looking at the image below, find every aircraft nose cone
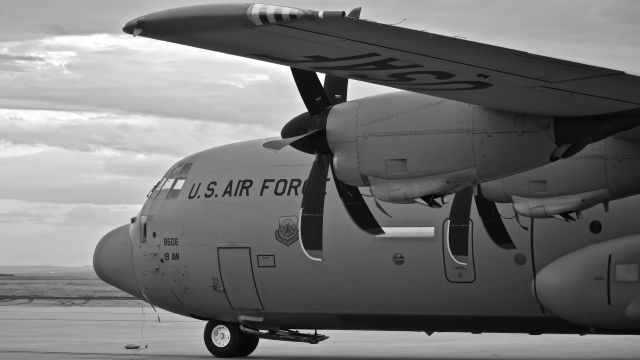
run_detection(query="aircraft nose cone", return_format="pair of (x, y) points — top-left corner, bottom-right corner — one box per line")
(93, 224), (141, 298)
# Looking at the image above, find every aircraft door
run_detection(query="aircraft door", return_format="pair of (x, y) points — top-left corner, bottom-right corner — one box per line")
(137, 215), (161, 292)
(218, 248), (263, 310)
(442, 187), (476, 283)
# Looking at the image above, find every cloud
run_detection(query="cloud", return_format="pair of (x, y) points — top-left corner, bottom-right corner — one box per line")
(0, 106), (282, 206)
(0, 108), (275, 156)
(0, 33), (309, 127)
(0, 199), (138, 266)
(0, 143), (167, 205)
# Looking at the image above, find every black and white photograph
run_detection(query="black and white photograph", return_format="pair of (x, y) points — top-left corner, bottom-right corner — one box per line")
(1, 1), (640, 359)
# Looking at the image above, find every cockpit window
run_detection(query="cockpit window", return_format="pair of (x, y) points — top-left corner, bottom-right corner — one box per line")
(166, 178), (186, 199)
(155, 178), (175, 199)
(173, 179), (186, 190)
(149, 162), (193, 200)
(168, 162), (192, 177)
(148, 178), (165, 198)
(147, 180), (161, 198)
(161, 179), (175, 190)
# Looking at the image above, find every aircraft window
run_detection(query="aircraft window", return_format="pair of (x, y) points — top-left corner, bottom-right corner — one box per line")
(178, 163), (192, 176)
(615, 264), (639, 282)
(166, 178), (186, 199)
(162, 179), (175, 190)
(147, 180), (161, 198)
(173, 179), (186, 190)
(167, 162), (193, 177)
(152, 178), (167, 199)
(154, 178), (175, 200)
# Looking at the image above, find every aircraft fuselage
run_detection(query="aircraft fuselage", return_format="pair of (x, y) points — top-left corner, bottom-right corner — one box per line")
(97, 136), (640, 335)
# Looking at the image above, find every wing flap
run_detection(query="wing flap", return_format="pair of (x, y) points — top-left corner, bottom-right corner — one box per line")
(125, 3), (640, 117)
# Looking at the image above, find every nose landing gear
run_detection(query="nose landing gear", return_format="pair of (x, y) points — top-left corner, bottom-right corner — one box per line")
(204, 320), (259, 358)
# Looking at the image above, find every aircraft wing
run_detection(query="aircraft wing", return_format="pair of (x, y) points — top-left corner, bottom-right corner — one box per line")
(124, 3), (640, 117)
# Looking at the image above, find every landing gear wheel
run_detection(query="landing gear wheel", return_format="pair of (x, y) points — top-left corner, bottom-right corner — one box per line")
(204, 320), (259, 358)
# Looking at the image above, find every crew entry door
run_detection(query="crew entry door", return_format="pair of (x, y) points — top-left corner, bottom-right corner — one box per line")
(218, 248), (263, 310)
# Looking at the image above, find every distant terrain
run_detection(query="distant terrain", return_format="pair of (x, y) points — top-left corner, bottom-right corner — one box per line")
(0, 265), (96, 275)
(0, 265), (136, 302)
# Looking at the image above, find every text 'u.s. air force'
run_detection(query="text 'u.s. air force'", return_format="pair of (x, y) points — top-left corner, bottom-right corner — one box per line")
(187, 178), (310, 199)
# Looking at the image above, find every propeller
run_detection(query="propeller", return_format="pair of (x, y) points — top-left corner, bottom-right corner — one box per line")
(474, 187), (517, 250)
(262, 8), (384, 261)
(446, 186), (517, 261)
(272, 7), (516, 259)
(288, 68), (384, 260)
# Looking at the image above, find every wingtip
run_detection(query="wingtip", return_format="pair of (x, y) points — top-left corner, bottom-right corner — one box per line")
(122, 18), (145, 36)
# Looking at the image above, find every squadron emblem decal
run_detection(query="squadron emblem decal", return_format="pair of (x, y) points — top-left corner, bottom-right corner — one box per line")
(275, 216), (299, 246)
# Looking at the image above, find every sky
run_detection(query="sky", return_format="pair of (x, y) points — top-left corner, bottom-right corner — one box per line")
(1, 0), (639, 266)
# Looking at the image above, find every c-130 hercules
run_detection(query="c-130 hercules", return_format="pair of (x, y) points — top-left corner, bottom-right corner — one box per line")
(94, 3), (640, 358)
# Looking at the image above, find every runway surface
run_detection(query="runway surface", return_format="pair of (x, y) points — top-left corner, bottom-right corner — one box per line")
(0, 301), (639, 360)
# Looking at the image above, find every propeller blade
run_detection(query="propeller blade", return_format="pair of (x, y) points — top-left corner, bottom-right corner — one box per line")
(262, 130), (321, 152)
(300, 153), (331, 260)
(323, 7), (358, 105)
(323, 75), (348, 105)
(373, 197), (392, 218)
(330, 162), (384, 235)
(447, 187), (474, 260)
(475, 188), (517, 250)
(419, 195), (443, 208)
(291, 68), (333, 115)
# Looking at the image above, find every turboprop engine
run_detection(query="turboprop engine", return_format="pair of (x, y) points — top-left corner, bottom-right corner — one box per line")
(265, 66), (638, 250)
(480, 137), (640, 220)
(325, 92), (556, 203)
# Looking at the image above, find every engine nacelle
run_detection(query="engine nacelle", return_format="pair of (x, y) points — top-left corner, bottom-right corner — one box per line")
(535, 235), (640, 330)
(511, 189), (610, 218)
(326, 92), (555, 203)
(481, 137), (640, 218)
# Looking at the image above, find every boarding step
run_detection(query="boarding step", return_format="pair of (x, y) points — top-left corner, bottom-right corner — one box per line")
(239, 326), (329, 344)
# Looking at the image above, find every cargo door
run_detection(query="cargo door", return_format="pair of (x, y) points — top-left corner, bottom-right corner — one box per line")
(218, 247), (263, 310)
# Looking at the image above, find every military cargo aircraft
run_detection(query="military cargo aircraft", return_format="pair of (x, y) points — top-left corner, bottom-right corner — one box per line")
(93, 3), (640, 358)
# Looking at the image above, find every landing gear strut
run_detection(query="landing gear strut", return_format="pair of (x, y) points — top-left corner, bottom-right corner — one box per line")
(204, 320), (259, 358)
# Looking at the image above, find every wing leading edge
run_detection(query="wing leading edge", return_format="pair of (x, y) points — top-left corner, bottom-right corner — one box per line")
(123, 3), (640, 117)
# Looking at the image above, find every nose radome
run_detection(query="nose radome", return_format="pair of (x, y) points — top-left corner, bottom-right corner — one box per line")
(93, 224), (142, 298)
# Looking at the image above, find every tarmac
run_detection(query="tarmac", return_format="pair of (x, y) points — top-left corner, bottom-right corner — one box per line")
(0, 300), (639, 360)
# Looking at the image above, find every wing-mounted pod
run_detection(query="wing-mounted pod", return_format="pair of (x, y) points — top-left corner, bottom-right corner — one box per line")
(511, 189), (610, 221)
